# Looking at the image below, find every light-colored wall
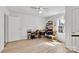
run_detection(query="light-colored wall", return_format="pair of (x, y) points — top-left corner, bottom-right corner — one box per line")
(0, 7), (9, 52)
(19, 15), (45, 39)
(8, 12), (45, 42)
(8, 16), (22, 42)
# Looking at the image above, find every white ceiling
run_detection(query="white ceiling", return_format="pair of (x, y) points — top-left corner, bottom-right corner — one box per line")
(6, 6), (65, 17)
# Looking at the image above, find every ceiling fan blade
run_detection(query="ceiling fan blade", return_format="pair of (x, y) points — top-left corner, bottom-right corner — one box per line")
(30, 7), (37, 9)
(30, 6), (48, 12)
(30, 6), (40, 9)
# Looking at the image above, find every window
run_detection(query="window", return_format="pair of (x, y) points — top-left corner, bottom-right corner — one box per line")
(58, 17), (64, 33)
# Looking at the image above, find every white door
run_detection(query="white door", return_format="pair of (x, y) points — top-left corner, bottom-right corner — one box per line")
(71, 7), (79, 52)
(8, 16), (21, 42)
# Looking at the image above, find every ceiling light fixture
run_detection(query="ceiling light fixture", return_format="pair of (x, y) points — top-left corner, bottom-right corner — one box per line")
(39, 10), (42, 14)
(30, 6), (47, 14)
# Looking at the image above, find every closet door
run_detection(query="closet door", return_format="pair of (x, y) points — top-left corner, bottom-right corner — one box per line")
(71, 7), (79, 52)
(8, 16), (21, 42)
(71, 8), (77, 51)
(75, 8), (79, 52)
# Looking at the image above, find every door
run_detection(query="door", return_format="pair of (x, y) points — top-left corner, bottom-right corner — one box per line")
(8, 16), (21, 42)
(71, 7), (79, 52)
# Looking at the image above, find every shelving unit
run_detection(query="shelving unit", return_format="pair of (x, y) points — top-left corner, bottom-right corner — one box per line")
(45, 21), (53, 38)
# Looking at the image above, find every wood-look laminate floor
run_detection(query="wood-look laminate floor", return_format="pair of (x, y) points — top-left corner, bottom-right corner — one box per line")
(2, 38), (75, 53)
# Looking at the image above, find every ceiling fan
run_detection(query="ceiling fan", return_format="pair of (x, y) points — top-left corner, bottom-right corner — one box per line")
(30, 6), (48, 14)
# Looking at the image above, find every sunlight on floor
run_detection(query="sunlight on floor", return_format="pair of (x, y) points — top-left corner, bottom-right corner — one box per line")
(44, 40), (62, 47)
(44, 42), (56, 47)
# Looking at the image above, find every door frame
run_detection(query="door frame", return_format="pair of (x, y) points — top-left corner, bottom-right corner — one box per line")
(4, 13), (8, 46)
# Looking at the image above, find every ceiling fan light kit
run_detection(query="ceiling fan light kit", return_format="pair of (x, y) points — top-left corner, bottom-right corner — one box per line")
(39, 10), (42, 14)
(30, 6), (48, 14)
